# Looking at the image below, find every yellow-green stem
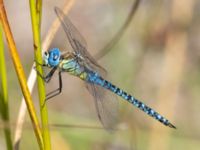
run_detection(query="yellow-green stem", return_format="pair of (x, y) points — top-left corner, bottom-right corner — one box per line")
(29, 0), (51, 149)
(0, 1), (44, 149)
(0, 22), (13, 150)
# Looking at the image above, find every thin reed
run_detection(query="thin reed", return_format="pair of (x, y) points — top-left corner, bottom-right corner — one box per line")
(29, 0), (51, 149)
(0, 22), (13, 150)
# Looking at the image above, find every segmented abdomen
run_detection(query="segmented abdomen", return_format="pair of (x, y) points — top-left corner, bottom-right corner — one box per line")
(87, 72), (176, 128)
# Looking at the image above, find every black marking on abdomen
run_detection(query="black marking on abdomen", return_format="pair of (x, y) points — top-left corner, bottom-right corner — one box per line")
(97, 77), (176, 129)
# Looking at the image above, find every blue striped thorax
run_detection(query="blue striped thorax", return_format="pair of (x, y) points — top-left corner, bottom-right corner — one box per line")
(43, 48), (61, 67)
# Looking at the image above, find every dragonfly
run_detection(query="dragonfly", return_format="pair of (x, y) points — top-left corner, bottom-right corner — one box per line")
(36, 7), (176, 130)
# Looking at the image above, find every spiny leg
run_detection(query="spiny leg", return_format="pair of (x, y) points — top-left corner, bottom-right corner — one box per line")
(45, 71), (63, 101)
(35, 66), (57, 83)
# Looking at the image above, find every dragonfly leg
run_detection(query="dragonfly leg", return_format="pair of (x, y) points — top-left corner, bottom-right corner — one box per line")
(34, 59), (57, 82)
(45, 71), (63, 101)
(35, 67), (57, 83)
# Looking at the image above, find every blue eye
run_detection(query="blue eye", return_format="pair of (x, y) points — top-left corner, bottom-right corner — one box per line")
(48, 48), (61, 67)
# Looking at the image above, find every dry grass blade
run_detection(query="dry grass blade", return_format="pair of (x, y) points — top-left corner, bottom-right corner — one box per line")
(42, 0), (75, 51)
(1, 120), (123, 131)
(95, 0), (140, 59)
(13, 69), (37, 150)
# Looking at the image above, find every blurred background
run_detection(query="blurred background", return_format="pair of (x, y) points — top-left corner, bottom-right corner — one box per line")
(1, 0), (200, 149)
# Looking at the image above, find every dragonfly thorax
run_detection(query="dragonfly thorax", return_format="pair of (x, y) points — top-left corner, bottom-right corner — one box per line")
(43, 48), (61, 67)
(59, 55), (86, 77)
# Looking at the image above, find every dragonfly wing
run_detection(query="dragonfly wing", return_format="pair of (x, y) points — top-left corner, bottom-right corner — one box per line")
(86, 83), (119, 130)
(55, 7), (107, 75)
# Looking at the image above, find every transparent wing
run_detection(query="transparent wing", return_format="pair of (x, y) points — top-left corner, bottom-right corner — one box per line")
(86, 83), (119, 130)
(54, 7), (116, 129)
(54, 7), (107, 75)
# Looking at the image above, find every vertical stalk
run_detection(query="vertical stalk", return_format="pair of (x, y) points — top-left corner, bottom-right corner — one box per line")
(29, 0), (51, 149)
(0, 22), (13, 150)
(0, 0), (44, 149)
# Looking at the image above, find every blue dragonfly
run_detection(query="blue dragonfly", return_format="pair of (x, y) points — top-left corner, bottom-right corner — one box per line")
(36, 7), (176, 129)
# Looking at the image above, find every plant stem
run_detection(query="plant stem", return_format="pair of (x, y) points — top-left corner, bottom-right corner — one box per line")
(0, 22), (13, 150)
(29, 0), (51, 149)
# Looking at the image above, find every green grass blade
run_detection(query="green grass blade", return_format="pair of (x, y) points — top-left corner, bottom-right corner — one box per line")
(29, 0), (51, 149)
(0, 22), (13, 150)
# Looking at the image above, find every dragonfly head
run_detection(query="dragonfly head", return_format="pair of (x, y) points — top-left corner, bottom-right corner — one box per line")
(43, 48), (61, 67)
